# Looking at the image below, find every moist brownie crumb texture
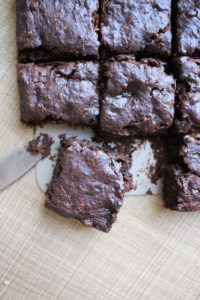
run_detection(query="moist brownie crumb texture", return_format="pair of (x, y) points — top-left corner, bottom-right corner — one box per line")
(16, 0), (200, 229)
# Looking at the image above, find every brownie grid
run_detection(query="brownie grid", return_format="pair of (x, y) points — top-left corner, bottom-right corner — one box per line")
(16, 1), (200, 60)
(16, 0), (200, 228)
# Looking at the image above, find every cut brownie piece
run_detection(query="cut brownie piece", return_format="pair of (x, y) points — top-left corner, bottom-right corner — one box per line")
(17, 62), (99, 126)
(179, 134), (200, 176)
(96, 138), (134, 193)
(173, 57), (200, 134)
(163, 132), (200, 211)
(163, 165), (200, 211)
(100, 56), (176, 137)
(174, 56), (200, 91)
(174, 92), (200, 134)
(46, 137), (130, 232)
(100, 0), (172, 57)
(16, 0), (100, 61)
(176, 0), (200, 56)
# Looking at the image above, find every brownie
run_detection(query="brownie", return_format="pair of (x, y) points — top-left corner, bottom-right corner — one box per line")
(16, 0), (100, 61)
(163, 164), (200, 211)
(17, 61), (99, 126)
(163, 132), (200, 211)
(100, 0), (172, 57)
(46, 137), (130, 232)
(173, 57), (200, 134)
(27, 133), (53, 159)
(176, 0), (200, 56)
(100, 56), (176, 137)
(96, 139), (134, 193)
(179, 134), (200, 176)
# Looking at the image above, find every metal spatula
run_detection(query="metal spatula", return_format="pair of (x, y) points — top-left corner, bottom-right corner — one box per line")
(0, 145), (41, 191)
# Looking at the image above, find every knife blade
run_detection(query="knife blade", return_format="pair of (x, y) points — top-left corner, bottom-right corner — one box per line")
(0, 146), (41, 191)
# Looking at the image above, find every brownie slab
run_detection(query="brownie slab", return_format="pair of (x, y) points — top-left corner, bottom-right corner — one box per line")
(163, 165), (200, 211)
(100, 56), (175, 137)
(17, 62), (99, 126)
(16, 0), (100, 61)
(46, 138), (128, 232)
(176, 0), (200, 56)
(100, 0), (172, 57)
(173, 57), (200, 134)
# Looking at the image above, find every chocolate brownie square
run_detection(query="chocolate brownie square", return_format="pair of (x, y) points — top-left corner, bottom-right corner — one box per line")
(17, 61), (99, 126)
(176, 0), (200, 56)
(173, 57), (200, 134)
(100, 0), (172, 57)
(163, 164), (200, 211)
(179, 134), (200, 176)
(16, 0), (100, 61)
(163, 133), (200, 211)
(100, 56), (176, 137)
(46, 137), (130, 232)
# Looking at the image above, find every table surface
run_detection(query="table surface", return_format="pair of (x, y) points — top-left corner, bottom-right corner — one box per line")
(1, 1), (200, 299)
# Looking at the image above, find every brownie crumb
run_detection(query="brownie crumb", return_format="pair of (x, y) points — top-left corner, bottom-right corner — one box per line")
(146, 189), (153, 195)
(27, 133), (54, 159)
(148, 137), (166, 185)
(49, 155), (57, 162)
(58, 134), (66, 142)
(146, 164), (157, 185)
